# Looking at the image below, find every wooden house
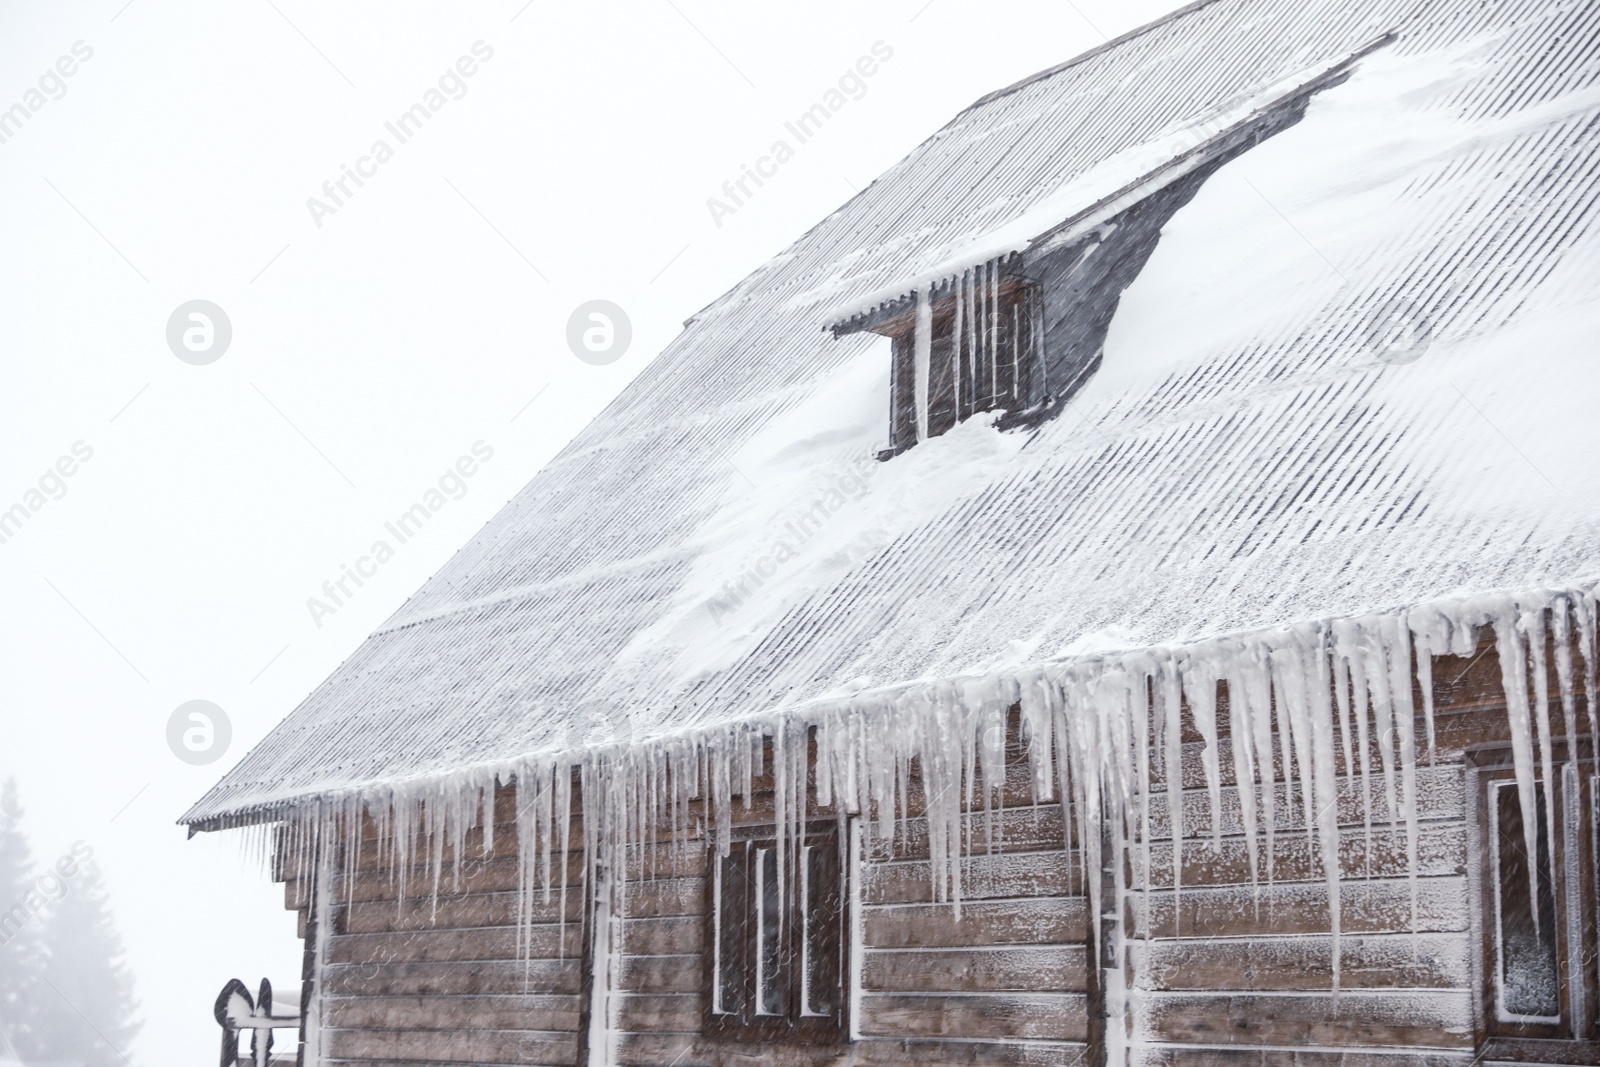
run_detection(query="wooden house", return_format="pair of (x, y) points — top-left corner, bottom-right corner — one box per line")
(183, 0), (1600, 1065)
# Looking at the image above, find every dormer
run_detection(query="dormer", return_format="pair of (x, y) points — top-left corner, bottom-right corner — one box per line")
(832, 33), (1394, 457)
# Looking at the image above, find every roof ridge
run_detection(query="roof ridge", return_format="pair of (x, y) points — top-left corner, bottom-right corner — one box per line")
(959, 0), (1231, 115)
(682, 0), (1235, 333)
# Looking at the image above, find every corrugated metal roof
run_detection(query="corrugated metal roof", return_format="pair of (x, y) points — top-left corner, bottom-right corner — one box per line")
(183, 0), (1600, 827)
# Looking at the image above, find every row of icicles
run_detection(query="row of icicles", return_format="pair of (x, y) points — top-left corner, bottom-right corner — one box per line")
(910, 254), (1033, 441)
(261, 586), (1599, 994)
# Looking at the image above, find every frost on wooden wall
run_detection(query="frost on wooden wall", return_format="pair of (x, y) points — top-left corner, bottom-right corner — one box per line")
(261, 583), (1597, 1039)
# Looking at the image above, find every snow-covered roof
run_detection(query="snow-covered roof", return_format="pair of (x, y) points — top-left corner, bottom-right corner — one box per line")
(183, 0), (1600, 828)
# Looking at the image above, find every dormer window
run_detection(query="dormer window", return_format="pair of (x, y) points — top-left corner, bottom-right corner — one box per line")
(834, 261), (1041, 453)
(890, 267), (1041, 450)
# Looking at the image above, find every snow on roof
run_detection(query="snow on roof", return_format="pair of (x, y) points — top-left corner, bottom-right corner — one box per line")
(825, 36), (1393, 330)
(183, 0), (1600, 827)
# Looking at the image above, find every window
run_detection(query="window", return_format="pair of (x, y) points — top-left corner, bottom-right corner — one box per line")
(874, 268), (1041, 452)
(1470, 755), (1600, 1050)
(708, 824), (846, 1038)
(1489, 778), (1560, 1023)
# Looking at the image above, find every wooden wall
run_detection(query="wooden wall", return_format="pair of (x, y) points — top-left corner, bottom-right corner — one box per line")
(276, 753), (1094, 1066)
(281, 792), (587, 1066)
(608, 752), (1093, 1067)
(269, 630), (1595, 1066)
(1128, 630), (1588, 1066)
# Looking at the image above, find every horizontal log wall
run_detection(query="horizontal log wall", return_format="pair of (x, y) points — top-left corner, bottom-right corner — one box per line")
(281, 811), (588, 1067)
(608, 752), (1094, 1067)
(265, 629), (1588, 1066)
(277, 753), (1095, 1067)
(1128, 631), (1576, 1067)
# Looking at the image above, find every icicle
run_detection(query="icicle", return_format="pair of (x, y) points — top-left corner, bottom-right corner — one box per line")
(736, 723), (753, 811)
(1410, 610), (1444, 765)
(557, 762), (573, 946)
(1524, 603), (1559, 922)
(1553, 598), (1578, 765)
(1107, 667), (1138, 881)
(222, 582), (1600, 1051)
(1270, 640), (1316, 847)
(427, 789), (448, 919)
(913, 285), (932, 442)
(972, 260), (985, 407)
(1241, 651), (1277, 886)
(1577, 594), (1600, 852)
(1336, 619), (1375, 876)
(978, 699), (1007, 815)
(1494, 606), (1544, 936)
(1067, 680), (1103, 942)
(1333, 642), (1356, 778)
(987, 261), (1000, 404)
(1225, 666), (1261, 890)
(299, 843), (333, 1067)
(1129, 660), (1155, 941)
(1020, 671), (1057, 804)
(1362, 628), (1401, 842)
(1275, 644), (1302, 836)
(515, 771), (537, 967)
(1159, 654), (1184, 931)
(1030, 276), (1046, 399)
(1183, 653), (1223, 851)
(480, 781), (495, 871)
(1579, 594), (1599, 754)
(963, 267), (977, 412)
(713, 734), (732, 858)
(1304, 627), (1344, 994)
(1010, 299), (1020, 401)
(1385, 615), (1420, 942)
(773, 725), (788, 927)
(951, 271), (964, 418)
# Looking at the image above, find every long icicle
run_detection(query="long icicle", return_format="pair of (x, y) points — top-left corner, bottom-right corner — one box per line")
(912, 285), (932, 442)
(1495, 605), (1544, 936)
(1386, 614), (1421, 943)
(1160, 652), (1185, 934)
(1524, 603), (1560, 921)
(1306, 626), (1344, 994)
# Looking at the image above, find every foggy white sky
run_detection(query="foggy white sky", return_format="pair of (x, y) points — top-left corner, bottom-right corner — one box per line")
(0, 1), (1190, 1059)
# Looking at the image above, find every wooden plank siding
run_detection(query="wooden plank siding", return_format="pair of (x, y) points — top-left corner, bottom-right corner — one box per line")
(1123, 630), (1580, 1066)
(599, 762), (1094, 1067)
(281, 756), (1095, 1066)
(267, 629), (1593, 1066)
(853, 872), (1091, 1050)
(282, 794), (589, 1067)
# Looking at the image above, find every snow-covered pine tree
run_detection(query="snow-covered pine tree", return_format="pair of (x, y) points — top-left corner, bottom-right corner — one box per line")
(0, 778), (45, 1060)
(34, 857), (140, 1067)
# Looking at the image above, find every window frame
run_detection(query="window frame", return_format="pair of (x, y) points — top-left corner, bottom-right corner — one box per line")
(876, 270), (1043, 452)
(1484, 772), (1563, 1030)
(704, 819), (850, 1041)
(1469, 745), (1599, 1047)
